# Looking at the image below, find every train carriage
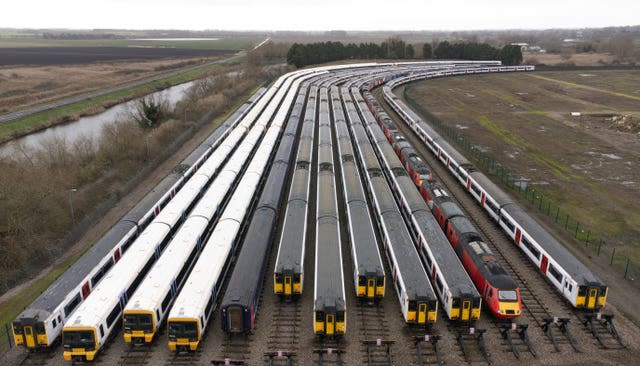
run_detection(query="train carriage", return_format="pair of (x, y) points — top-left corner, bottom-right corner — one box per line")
(344, 87), (437, 326)
(330, 86), (385, 301)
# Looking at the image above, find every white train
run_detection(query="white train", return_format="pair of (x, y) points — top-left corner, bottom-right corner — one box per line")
(59, 75), (292, 362)
(166, 69), (318, 351)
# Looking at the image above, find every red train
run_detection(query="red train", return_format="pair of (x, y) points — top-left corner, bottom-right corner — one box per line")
(368, 95), (521, 320)
(421, 181), (521, 319)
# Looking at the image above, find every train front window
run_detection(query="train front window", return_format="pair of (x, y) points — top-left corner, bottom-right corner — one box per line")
(35, 323), (45, 333)
(63, 330), (95, 349)
(124, 313), (153, 332)
(498, 290), (518, 302)
(168, 321), (197, 340)
(12, 323), (23, 335)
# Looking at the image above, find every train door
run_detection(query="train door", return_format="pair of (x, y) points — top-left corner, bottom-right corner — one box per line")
(587, 288), (598, 309)
(284, 275), (292, 296)
(82, 282), (90, 299)
(418, 303), (427, 324)
(540, 256), (549, 274)
(462, 300), (471, 321)
(367, 279), (375, 298)
(24, 326), (35, 348)
(227, 307), (243, 332)
(326, 314), (335, 335)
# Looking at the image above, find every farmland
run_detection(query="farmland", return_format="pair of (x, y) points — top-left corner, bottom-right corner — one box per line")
(405, 70), (640, 262)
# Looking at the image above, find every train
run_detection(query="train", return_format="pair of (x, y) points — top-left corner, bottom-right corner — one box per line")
(60, 72), (300, 361)
(360, 82), (522, 319)
(219, 75), (314, 334)
(422, 180), (522, 319)
(12, 88), (266, 351)
(330, 85), (385, 301)
(313, 87), (346, 336)
(343, 86), (438, 326)
(356, 88), (482, 322)
(382, 66), (608, 311)
(166, 70), (316, 352)
(273, 86), (318, 299)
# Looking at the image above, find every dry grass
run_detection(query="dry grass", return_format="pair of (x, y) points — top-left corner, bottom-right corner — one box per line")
(0, 57), (216, 113)
(525, 52), (616, 66)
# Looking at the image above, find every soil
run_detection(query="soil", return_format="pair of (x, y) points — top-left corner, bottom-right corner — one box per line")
(0, 47), (233, 67)
(405, 71), (640, 259)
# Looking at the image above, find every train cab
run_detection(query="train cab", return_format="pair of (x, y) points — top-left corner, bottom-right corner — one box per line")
(123, 310), (156, 344)
(483, 285), (522, 319)
(167, 318), (200, 352)
(274, 271), (302, 298)
(314, 308), (346, 336)
(406, 299), (438, 325)
(13, 319), (48, 349)
(62, 328), (98, 361)
(577, 285), (607, 310)
(449, 296), (482, 322)
(356, 275), (385, 299)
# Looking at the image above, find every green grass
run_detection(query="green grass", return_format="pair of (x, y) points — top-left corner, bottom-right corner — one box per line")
(0, 61), (237, 142)
(0, 37), (263, 50)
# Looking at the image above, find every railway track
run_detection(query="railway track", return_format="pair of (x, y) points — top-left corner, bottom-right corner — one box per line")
(18, 350), (55, 366)
(356, 302), (392, 365)
(266, 300), (301, 365)
(116, 345), (151, 366)
(374, 89), (583, 357)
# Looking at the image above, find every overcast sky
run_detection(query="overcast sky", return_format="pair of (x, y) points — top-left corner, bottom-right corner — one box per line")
(4, 0), (639, 31)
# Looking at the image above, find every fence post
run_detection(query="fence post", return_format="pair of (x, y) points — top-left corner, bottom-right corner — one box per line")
(597, 240), (603, 256)
(610, 247), (616, 265)
(555, 207), (560, 222)
(5, 323), (12, 349)
(624, 258), (630, 279)
(575, 222), (580, 238)
(585, 231), (590, 245)
(564, 215), (569, 229)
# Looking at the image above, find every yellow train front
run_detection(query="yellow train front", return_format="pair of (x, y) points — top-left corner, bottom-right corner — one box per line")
(576, 285), (608, 310)
(123, 310), (157, 345)
(167, 318), (200, 352)
(274, 269), (303, 298)
(12, 320), (49, 349)
(356, 274), (385, 300)
(314, 303), (346, 337)
(62, 327), (99, 362)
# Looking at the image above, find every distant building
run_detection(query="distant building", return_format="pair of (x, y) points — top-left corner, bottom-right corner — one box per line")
(510, 42), (529, 52)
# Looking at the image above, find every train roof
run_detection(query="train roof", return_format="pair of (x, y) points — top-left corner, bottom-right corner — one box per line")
(314, 217), (345, 311)
(469, 172), (514, 206)
(276, 200), (307, 273)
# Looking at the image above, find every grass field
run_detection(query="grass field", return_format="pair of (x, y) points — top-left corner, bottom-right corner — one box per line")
(0, 56), (249, 143)
(405, 70), (640, 261)
(0, 36), (264, 50)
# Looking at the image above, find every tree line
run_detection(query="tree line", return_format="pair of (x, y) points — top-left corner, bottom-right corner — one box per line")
(287, 38), (522, 68)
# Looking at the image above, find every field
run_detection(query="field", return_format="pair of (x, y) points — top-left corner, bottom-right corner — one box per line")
(405, 70), (640, 263)
(0, 36), (264, 50)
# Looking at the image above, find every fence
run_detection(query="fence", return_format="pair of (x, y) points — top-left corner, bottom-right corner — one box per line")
(402, 86), (639, 283)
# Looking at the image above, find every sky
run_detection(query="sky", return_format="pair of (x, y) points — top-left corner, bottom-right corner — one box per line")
(3, 0), (639, 31)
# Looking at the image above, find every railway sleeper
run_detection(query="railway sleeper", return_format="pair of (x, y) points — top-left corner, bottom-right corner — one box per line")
(499, 323), (536, 359)
(413, 335), (444, 366)
(455, 327), (489, 364)
(542, 317), (580, 352)
(211, 358), (246, 365)
(362, 339), (394, 366)
(582, 313), (625, 349)
(312, 348), (344, 366)
(264, 351), (296, 366)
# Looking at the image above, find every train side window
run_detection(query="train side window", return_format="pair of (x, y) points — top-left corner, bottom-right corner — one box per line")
(106, 304), (121, 329)
(336, 312), (344, 322)
(53, 318), (57, 328)
(471, 184), (481, 196)
(436, 277), (443, 293)
(548, 264), (563, 283)
(501, 217), (515, 233)
(64, 293), (82, 317)
(99, 325), (104, 338)
(424, 251), (433, 268)
(486, 199), (498, 214)
(521, 236), (541, 260)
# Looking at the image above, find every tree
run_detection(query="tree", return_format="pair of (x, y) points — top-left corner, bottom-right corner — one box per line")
(422, 43), (432, 59)
(405, 44), (415, 59)
(497, 45), (523, 65)
(133, 96), (168, 129)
